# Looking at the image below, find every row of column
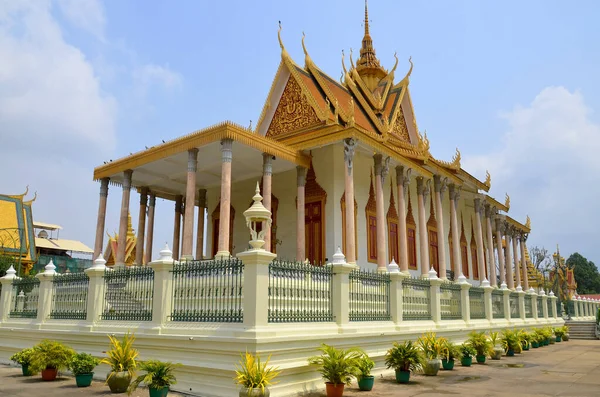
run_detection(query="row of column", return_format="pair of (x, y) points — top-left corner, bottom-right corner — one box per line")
(94, 139), (312, 265)
(340, 139), (529, 288)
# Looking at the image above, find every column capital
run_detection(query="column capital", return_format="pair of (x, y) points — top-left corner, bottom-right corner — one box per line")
(297, 166), (307, 187)
(221, 138), (233, 162)
(99, 177), (110, 197)
(148, 193), (156, 207)
(484, 203), (496, 218)
(395, 166), (412, 191)
(187, 148), (199, 172)
(140, 187), (149, 206)
(122, 169), (133, 190)
(448, 184), (461, 201)
(474, 196), (484, 214)
(343, 138), (358, 174)
(433, 175), (448, 194)
(416, 176), (430, 196)
(197, 188), (207, 208)
(262, 153), (274, 176)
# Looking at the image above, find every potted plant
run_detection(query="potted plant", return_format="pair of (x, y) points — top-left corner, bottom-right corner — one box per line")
(29, 340), (75, 381)
(129, 360), (180, 397)
(488, 332), (504, 360)
(10, 348), (35, 376)
(459, 344), (476, 367)
(417, 331), (446, 376)
(355, 354), (375, 391)
(520, 330), (533, 351)
(531, 330), (542, 348)
(69, 352), (100, 387)
(101, 333), (138, 393)
(384, 341), (423, 384)
(308, 344), (362, 397)
(555, 325), (568, 342)
(235, 351), (279, 397)
(467, 331), (492, 364)
(440, 340), (460, 370)
(500, 329), (519, 356)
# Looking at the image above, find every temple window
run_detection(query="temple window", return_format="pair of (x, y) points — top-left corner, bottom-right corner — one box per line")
(470, 221), (479, 279)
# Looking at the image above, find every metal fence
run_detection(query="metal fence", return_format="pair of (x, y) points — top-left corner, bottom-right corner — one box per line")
(510, 292), (520, 318)
(50, 272), (89, 320)
(469, 287), (486, 319)
(439, 282), (462, 320)
(10, 277), (40, 318)
(524, 295), (533, 318)
(268, 260), (333, 323)
(492, 289), (505, 319)
(537, 296), (544, 318)
(171, 258), (244, 323)
(402, 277), (431, 321)
(349, 269), (390, 321)
(101, 266), (154, 321)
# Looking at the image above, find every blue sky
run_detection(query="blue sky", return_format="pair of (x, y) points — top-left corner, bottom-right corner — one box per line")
(1, 0), (599, 265)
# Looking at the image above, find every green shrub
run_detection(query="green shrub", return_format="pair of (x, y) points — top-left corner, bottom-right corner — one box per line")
(69, 353), (100, 375)
(129, 360), (180, 395)
(385, 341), (424, 373)
(308, 344), (363, 386)
(30, 340), (75, 372)
(10, 348), (35, 366)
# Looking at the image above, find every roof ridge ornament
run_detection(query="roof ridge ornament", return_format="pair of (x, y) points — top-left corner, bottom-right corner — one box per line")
(484, 170), (491, 189)
(505, 193), (511, 211)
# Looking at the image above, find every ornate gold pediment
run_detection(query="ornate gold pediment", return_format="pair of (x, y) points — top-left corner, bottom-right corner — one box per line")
(390, 106), (411, 143)
(266, 77), (322, 139)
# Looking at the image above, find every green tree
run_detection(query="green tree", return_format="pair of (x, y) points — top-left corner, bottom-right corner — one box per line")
(566, 253), (600, 294)
(0, 254), (18, 277)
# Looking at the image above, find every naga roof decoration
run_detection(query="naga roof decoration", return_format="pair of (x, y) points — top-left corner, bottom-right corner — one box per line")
(254, 2), (490, 190)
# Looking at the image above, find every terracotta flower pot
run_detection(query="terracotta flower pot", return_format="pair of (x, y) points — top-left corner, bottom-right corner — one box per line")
(325, 382), (344, 397)
(41, 368), (58, 381)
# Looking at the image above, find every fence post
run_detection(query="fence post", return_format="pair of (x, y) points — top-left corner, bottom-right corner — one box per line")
(517, 287), (526, 321)
(84, 254), (108, 326)
(529, 288), (538, 321)
(501, 283), (511, 322)
(330, 249), (354, 326)
(573, 296), (579, 319)
(238, 249), (276, 329)
(388, 260), (407, 324)
(457, 274), (471, 323)
(149, 244), (176, 331)
(548, 292), (558, 319)
(35, 260), (57, 325)
(0, 266), (18, 322)
(428, 269), (442, 324)
(482, 279), (493, 322)
(540, 290), (548, 320)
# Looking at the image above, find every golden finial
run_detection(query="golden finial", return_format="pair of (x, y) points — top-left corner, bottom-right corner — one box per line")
(525, 215), (531, 229)
(349, 48), (355, 70)
(451, 148), (461, 168)
(390, 52), (399, 75)
(277, 21), (284, 50)
(505, 193), (511, 210)
(301, 31), (308, 56)
(248, 120), (253, 130)
(341, 49), (348, 75)
(23, 191), (37, 205)
(364, 0), (370, 35)
(484, 170), (491, 188)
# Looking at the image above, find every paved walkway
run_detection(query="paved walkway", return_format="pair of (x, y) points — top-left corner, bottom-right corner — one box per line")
(305, 339), (600, 397)
(0, 340), (598, 396)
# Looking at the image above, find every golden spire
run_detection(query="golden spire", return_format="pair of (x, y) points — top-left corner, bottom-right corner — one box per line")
(355, 0), (386, 84)
(126, 212), (135, 238)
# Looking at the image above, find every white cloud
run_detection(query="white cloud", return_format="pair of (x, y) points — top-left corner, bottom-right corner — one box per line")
(132, 63), (183, 94)
(463, 87), (600, 260)
(0, 1), (117, 248)
(55, 0), (106, 41)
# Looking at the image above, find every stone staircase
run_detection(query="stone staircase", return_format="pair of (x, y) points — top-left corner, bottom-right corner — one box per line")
(565, 320), (598, 340)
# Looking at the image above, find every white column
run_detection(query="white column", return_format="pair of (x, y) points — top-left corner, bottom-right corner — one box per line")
(484, 204), (497, 287)
(182, 148), (199, 260)
(473, 197), (486, 282)
(395, 166), (411, 273)
(505, 226), (515, 290)
(35, 262), (57, 324)
(519, 233), (529, 290)
(459, 276), (471, 323)
(433, 175), (448, 279)
(195, 189), (207, 260)
(374, 154), (390, 272)
(512, 231), (521, 288)
(429, 270), (442, 323)
(149, 245), (176, 329)
(330, 249), (354, 326)
(0, 266), (17, 321)
(296, 166), (307, 263)
(449, 185), (462, 277)
(343, 139), (357, 265)
(495, 219), (507, 287)
(144, 193), (156, 264)
(84, 255), (107, 325)
(416, 177), (430, 277)
(216, 139), (233, 259)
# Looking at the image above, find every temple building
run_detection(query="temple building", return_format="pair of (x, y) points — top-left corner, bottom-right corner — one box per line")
(0, 188), (93, 274)
(91, 3), (533, 288)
